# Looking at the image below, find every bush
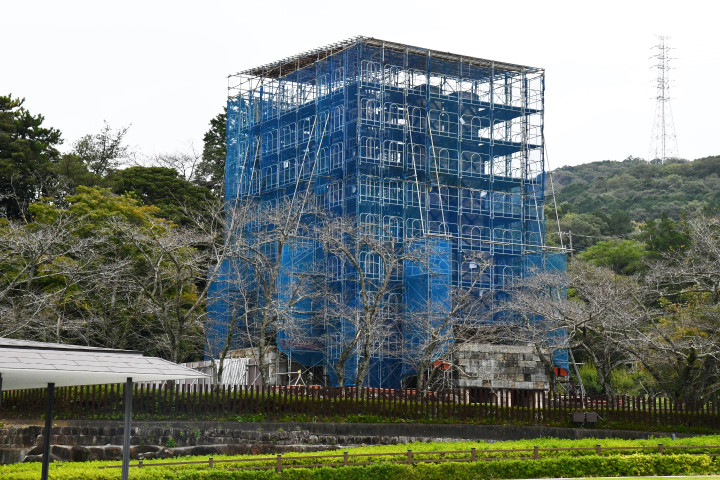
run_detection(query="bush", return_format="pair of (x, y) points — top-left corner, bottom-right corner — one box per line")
(578, 363), (602, 395)
(1, 454), (718, 479)
(4, 436), (720, 479)
(610, 366), (655, 396)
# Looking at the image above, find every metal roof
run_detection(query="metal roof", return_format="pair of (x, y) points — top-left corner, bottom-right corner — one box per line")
(233, 36), (541, 79)
(0, 337), (140, 353)
(0, 338), (208, 390)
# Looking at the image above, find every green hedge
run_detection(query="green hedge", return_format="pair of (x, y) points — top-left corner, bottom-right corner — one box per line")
(2, 453), (719, 479)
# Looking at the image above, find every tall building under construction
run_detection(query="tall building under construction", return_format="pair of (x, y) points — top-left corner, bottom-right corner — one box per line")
(209, 37), (566, 389)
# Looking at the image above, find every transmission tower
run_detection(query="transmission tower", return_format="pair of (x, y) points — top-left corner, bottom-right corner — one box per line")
(648, 35), (679, 164)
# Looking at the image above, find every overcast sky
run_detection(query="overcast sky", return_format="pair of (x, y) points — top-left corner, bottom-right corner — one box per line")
(4, 0), (719, 169)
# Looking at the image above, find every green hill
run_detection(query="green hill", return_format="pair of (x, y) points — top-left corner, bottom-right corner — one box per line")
(544, 156), (720, 249)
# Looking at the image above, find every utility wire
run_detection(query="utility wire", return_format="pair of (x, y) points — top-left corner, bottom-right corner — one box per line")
(544, 142), (565, 250)
(547, 231), (640, 240)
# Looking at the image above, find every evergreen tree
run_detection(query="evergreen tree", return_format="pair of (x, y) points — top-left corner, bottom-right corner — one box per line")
(195, 108), (226, 196)
(108, 166), (212, 225)
(640, 214), (690, 256)
(579, 239), (647, 275)
(72, 121), (131, 177)
(0, 95), (62, 220)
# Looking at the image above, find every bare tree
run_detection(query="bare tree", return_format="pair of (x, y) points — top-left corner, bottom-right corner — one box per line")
(495, 260), (649, 394)
(205, 194), (324, 385)
(147, 147), (202, 182)
(0, 207), (150, 352)
(490, 304), (569, 393)
(631, 215), (720, 401)
(563, 262), (649, 394)
(646, 215), (720, 302)
(318, 216), (436, 389)
(2, 188), (246, 366)
(203, 261), (256, 382)
(73, 256), (146, 350)
(402, 252), (493, 393)
(624, 299), (720, 401)
(0, 212), (101, 340)
(113, 217), (212, 363)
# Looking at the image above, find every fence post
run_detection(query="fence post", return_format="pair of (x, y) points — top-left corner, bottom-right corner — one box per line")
(276, 454), (282, 473)
(136, 383), (142, 420)
(203, 383), (209, 420)
(159, 383), (165, 419)
(231, 384), (236, 417)
(407, 449), (413, 464)
(471, 447), (476, 462)
(245, 385), (251, 417)
(534, 446), (539, 460)
(658, 443), (664, 455)
(138, 459), (143, 468)
(392, 387), (397, 422)
(181, 382), (190, 420)
(596, 444), (602, 456)
(261, 384), (266, 421)
(500, 389), (505, 423)
(209, 456), (214, 468)
(343, 451), (348, 466)
(355, 385), (360, 418)
(312, 385), (318, 420)
(92, 384), (97, 419)
(72, 386), (78, 419)
(150, 383), (155, 419)
(625, 395), (630, 424)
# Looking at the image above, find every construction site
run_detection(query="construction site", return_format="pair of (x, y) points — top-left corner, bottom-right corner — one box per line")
(209, 37), (567, 391)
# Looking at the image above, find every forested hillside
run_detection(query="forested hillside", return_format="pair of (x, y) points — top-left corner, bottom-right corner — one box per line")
(545, 156), (720, 249)
(552, 156), (720, 219)
(538, 156), (720, 398)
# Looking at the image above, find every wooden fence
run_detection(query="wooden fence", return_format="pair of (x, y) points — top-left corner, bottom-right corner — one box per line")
(2, 384), (719, 431)
(98, 443), (720, 473)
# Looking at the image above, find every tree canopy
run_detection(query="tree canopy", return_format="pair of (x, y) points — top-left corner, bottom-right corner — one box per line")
(73, 121), (131, 177)
(0, 94), (62, 220)
(108, 166), (212, 225)
(550, 156), (720, 225)
(195, 108), (226, 197)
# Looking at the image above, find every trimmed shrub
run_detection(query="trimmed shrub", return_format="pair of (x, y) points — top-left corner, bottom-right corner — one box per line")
(1, 452), (719, 480)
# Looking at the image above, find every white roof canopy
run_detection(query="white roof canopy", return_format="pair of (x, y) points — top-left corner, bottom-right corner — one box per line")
(0, 338), (208, 390)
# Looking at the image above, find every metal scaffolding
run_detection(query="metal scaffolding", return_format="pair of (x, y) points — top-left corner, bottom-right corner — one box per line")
(215, 37), (566, 389)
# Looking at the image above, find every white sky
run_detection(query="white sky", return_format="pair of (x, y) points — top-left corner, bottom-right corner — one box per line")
(4, 0), (719, 168)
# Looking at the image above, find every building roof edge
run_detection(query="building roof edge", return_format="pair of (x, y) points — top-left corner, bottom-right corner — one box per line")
(231, 36), (542, 79)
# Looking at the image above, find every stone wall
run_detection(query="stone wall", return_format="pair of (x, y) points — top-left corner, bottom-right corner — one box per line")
(1, 421), (462, 452)
(456, 343), (549, 390)
(1, 420), (696, 458)
(0, 421), (693, 463)
(0, 421), (469, 464)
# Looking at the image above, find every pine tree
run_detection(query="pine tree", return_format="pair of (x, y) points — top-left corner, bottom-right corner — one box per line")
(0, 95), (62, 220)
(195, 108), (226, 197)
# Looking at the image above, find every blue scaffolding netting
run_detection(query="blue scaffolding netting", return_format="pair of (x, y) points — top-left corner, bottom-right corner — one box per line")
(207, 37), (568, 388)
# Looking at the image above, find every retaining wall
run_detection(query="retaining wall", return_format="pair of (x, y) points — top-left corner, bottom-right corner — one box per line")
(1, 420), (697, 448)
